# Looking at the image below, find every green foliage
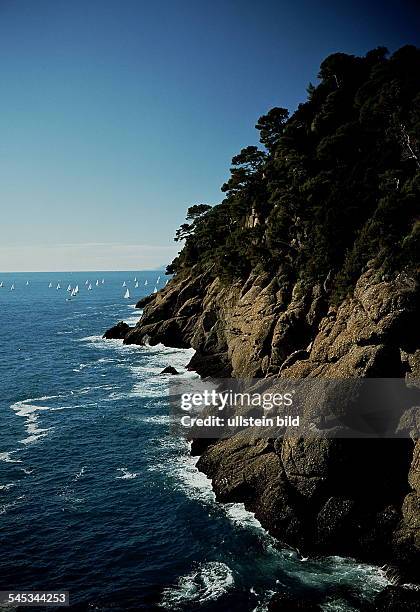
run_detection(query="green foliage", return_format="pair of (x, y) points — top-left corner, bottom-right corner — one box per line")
(169, 46), (420, 301)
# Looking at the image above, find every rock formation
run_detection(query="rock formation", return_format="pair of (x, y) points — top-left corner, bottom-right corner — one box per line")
(105, 264), (419, 586)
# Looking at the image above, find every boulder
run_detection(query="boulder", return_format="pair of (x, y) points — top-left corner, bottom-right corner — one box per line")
(160, 366), (179, 375)
(103, 321), (131, 340)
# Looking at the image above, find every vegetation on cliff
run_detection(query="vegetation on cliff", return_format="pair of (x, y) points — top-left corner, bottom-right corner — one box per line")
(168, 46), (420, 303)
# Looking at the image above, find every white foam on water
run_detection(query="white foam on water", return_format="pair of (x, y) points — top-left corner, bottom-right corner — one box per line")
(11, 397), (60, 446)
(73, 466), (87, 481)
(160, 561), (234, 609)
(116, 467), (138, 480)
(0, 451), (22, 463)
(136, 415), (175, 425)
(0, 483), (15, 491)
(0, 495), (25, 516)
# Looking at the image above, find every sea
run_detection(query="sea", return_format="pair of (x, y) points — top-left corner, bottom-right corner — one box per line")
(0, 271), (389, 611)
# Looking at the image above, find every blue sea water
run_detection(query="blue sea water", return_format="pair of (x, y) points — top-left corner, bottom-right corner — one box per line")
(0, 271), (389, 611)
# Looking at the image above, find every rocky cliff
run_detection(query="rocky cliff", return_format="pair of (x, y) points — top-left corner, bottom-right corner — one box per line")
(107, 263), (419, 585)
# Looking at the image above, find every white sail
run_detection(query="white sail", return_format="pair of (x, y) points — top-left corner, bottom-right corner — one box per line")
(165, 279), (169, 285)
(135, 281), (139, 288)
(122, 281), (126, 287)
(0, 282), (3, 288)
(153, 287), (158, 293)
(67, 285), (72, 292)
(56, 283), (61, 290)
(70, 288), (76, 297)
(101, 278), (105, 284)
(96, 280), (99, 286)
(144, 280), (148, 286)
(85, 280), (89, 285)
(26, 281), (29, 286)
(74, 285), (79, 294)
(124, 288), (130, 299)
(88, 284), (92, 290)
(134, 277), (137, 282)
(49, 282), (53, 288)
(10, 283), (15, 291)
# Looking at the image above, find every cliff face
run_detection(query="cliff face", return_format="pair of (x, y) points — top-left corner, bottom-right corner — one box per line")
(115, 264), (420, 581)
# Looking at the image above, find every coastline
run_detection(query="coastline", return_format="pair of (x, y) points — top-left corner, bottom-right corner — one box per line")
(104, 266), (420, 608)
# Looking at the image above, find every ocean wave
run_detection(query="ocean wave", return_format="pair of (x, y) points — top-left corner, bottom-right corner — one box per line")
(160, 561), (234, 609)
(0, 483), (15, 491)
(11, 397), (58, 446)
(116, 467), (138, 480)
(0, 451), (22, 463)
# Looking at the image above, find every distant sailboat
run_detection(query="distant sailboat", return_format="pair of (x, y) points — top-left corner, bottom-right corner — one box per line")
(156, 276), (161, 284)
(134, 277), (137, 282)
(67, 285), (72, 292)
(88, 283), (92, 290)
(26, 281), (29, 286)
(124, 288), (130, 299)
(49, 282), (53, 288)
(74, 285), (79, 294)
(85, 280), (89, 285)
(153, 287), (158, 294)
(101, 278), (105, 284)
(122, 281), (126, 287)
(144, 280), (148, 286)
(0, 282), (3, 288)
(10, 283), (15, 291)
(134, 281), (139, 288)
(56, 283), (61, 290)
(165, 279), (169, 286)
(96, 280), (99, 286)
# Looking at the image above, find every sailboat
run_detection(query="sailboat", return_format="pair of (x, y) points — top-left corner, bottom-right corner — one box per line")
(134, 281), (139, 288)
(10, 283), (15, 291)
(144, 280), (148, 286)
(0, 282), (3, 288)
(101, 278), (105, 284)
(165, 279), (169, 286)
(134, 277), (137, 282)
(67, 285), (72, 292)
(153, 287), (158, 294)
(49, 282), (53, 288)
(124, 288), (130, 299)
(26, 281), (29, 286)
(74, 285), (79, 294)
(85, 280), (89, 285)
(156, 276), (161, 284)
(56, 283), (61, 290)
(122, 281), (126, 287)
(88, 283), (92, 290)
(96, 280), (99, 286)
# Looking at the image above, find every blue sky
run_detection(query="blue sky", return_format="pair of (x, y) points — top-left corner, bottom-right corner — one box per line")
(0, 0), (419, 271)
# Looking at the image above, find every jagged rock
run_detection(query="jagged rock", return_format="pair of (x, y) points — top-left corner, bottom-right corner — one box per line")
(102, 321), (131, 339)
(373, 585), (420, 610)
(104, 263), (419, 582)
(160, 366), (179, 375)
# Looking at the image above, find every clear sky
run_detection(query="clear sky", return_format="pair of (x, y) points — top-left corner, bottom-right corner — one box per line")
(0, 0), (419, 271)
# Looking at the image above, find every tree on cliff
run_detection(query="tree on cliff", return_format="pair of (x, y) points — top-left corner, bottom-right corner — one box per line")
(169, 45), (420, 300)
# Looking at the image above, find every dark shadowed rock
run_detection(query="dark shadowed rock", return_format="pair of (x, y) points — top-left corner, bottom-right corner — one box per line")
(103, 321), (132, 340)
(267, 591), (322, 611)
(160, 366), (179, 375)
(373, 585), (420, 610)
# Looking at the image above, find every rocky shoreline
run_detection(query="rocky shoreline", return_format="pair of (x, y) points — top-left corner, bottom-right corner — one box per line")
(104, 264), (419, 607)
